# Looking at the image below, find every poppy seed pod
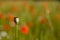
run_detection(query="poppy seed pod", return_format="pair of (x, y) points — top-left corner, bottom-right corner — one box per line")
(14, 17), (19, 24)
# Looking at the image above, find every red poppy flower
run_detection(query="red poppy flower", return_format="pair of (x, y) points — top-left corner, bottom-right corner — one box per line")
(39, 17), (47, 24)
(29, 5), (34, 12)
(0, 2), (4, 6)
(7, 13), (14, 21)
(55, 14), (60, 20)
(22, 2), (29, 8)
(0, 13), (4, 19)
(28, 5), (35, 17)
(3, 24), (10, 31)
(22, 2), (27, 6)
(20, 25), (29, 34)
(42, 2), (48, 9)
(27, 22), (33, 27)
(11, 5), (19, 12)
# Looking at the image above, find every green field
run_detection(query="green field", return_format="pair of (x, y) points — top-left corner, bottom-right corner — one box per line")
(0, 2), (60, 40)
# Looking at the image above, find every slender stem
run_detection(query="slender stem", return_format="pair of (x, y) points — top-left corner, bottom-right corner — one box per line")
(46, 13), (53, 31)
(15, 24), (19, 40)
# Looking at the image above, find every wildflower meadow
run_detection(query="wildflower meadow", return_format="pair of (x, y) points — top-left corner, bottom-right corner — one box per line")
(0, 1), (60, 40)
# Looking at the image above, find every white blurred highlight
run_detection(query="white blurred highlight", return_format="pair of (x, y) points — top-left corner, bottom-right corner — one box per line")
(0, 31), (7, 37)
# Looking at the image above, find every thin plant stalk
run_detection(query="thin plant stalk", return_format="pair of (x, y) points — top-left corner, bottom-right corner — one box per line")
(15, 23), (19, 40)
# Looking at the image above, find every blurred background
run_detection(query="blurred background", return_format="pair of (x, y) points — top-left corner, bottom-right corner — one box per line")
(0, 1), (60, 40)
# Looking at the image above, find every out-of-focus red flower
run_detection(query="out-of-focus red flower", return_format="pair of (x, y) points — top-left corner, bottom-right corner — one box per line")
(7, 13), (14, 21)
(0, 2), (4, 6)
(20, 25), (29, 34)
(56, 5), (60, 10)
(55, 14), (60, 20)
(3, 24), (10, 31)
(0, 13), (4, 19)
(22, 2), (29, 8)
(11, 5), (19, 12)
(42, 2), (48, 9)
(27, 22), (33, 27)
(39, 17), (47, 24)
(31, 9), (36, 17)
(29, 5), (34, 12)
(29, 5), (35, 17)
(22, 2), (35, 17)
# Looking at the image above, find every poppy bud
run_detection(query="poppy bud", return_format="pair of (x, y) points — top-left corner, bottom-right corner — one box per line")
(14, 17), (19, 24)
